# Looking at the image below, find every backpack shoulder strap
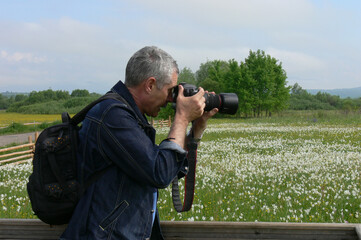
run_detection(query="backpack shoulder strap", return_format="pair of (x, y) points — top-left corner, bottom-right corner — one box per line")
(109, 88), (147, 128)
(77, 90), (146, 192)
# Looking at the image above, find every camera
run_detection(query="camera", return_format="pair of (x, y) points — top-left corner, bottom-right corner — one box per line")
(172, 82), (239, 115)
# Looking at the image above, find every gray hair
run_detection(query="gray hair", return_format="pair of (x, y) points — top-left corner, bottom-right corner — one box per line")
(125, 46), (179, 89)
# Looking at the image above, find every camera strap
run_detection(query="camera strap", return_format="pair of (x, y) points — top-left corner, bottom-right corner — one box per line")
(172, 136), (198, 212)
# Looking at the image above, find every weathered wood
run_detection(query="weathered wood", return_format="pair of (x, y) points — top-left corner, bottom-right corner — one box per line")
(9, 158), (32, 165)
(0, 149), (33, 159)
(0, 143), (34, 153)
(153, 120), (171, 128)
(356, 225), (361, 240)
(0, 136), (35, 165)
(162, 221), (361, 239)
(0, 219), (360, 240)
(150, 117), (171, 128)
(0, 154), (33, 164)
(0, 219), (64, 239)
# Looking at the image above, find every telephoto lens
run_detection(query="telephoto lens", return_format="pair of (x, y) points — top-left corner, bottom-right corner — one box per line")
(172, 83), (239, 115)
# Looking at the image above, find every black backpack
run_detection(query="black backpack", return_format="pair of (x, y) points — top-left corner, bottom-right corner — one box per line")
(27, 92), (130, 225)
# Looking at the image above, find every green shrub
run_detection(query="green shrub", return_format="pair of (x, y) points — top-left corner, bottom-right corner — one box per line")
(0, 122), (27, 134)
(63, 97), (97, 109)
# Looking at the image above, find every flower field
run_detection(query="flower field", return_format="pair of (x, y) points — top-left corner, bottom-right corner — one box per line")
(1, 119), (361, 223)
(157, 121), (361, 223)
(0, 112), (60, 125)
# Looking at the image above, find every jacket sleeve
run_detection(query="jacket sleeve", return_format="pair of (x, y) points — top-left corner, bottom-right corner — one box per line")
(98, 103), (187, 188)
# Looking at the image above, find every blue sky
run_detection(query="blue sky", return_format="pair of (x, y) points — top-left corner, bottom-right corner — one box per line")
(1, 0), (360, 93)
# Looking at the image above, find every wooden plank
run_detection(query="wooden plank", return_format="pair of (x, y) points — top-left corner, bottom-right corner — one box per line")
(355, 225), (361, 240)
(0, 154), (33, 164)
(161, 221), (359, 240)
(0, 149), (33, 159)
(0, 219), (65, 239)
(152, 119), (170, 128)
(1, 219), (360, 239)
(9, 158), (32, 165)
(0, 143), (34, 153)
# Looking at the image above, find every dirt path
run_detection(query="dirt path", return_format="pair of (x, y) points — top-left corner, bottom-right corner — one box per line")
(0, 132), (40, 147)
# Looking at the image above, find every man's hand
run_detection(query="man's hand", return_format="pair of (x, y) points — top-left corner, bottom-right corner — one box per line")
(167, 86), (218, 149)
(167, 85), (207, 149)
(175, 85), (206, 123)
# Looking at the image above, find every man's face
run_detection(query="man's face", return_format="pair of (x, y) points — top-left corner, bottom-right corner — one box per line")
(147, 71), (178, 117)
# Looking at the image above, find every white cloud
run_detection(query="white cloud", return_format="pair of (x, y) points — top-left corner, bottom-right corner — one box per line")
(0, 17), (110, 57)
(167, 46), (250, 71)
(265, 48), (332, 88)
(1, 50), (47, 63)
(267, 48), (326, 73)
(131, 0), (315, 30)
(1, 0), (360, 92)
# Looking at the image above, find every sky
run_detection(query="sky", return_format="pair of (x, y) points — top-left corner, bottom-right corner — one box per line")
(1, 0), (360, 94)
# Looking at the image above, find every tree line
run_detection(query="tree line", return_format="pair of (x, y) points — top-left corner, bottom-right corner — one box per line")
(176, 49), (360, 117)
(289, 83), (361, 113)
(0, 89), (101, 114)
(1, 49), (361, 116)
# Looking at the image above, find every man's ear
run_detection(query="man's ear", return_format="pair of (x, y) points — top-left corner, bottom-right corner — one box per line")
(144, 77), (156, 94)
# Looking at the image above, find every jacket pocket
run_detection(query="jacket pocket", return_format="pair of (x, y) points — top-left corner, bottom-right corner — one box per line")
(99, 200), (129, 231)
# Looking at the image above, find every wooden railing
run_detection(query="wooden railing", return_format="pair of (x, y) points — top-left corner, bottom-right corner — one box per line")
(151, 116), (172, 128)
(0, 117), (171, 165)
(0, 133), (38, 165)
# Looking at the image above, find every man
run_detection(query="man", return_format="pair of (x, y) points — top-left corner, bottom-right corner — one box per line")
(61, 46), (218, 239)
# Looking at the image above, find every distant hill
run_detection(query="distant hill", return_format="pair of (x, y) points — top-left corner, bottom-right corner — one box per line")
(306, 87), (361, 99)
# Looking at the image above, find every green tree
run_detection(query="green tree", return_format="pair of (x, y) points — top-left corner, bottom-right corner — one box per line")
(240, 50), (289, 117)
(27, 89), (69, 104)
(341, 98), (355, 114)
(315, 92), (341, 108)
(354, 98), (361, 113)
(0, 94), (10, 109)
(157, 103), (175, 120)
(196, 60), (229, 92)
(71, 89), (90, 97)
(223, 59), (240, 93)
(291, 83), (304, 95)
(56, 90), (70, 100)
(15, 94), (28, 102)
(195, 61), (213, 86)
(222, 59), (242, 116)
(289, 83), (335, 110)
(177, 67), (196, 85)
(270, 59), (290, 114)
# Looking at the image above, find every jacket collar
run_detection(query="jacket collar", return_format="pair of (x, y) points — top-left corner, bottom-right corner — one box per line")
(110, 80), (150, 126)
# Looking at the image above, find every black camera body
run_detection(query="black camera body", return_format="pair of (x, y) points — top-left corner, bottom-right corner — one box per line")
(172, 83), (239, 115)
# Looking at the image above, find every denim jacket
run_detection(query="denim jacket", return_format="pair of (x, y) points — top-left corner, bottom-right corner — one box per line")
(61, 81), (187, 240)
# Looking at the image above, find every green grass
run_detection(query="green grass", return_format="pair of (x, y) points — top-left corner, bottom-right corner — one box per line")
(1, 111), (361, 223)
(155, 115), (361, 223)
